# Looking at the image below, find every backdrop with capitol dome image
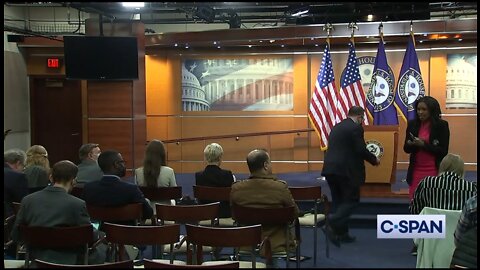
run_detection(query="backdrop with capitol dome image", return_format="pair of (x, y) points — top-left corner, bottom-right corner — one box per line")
(181, 58), (294, 111)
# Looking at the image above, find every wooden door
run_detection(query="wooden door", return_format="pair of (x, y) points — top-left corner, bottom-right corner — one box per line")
(30, 78), (83, 165)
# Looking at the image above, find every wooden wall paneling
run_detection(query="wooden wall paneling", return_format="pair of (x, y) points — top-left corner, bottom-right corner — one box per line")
(133, 118), (146, 169)
(293, 117), (309, 161)
(87, 81), (133, 117)
(293, 55), (308, 115)
(88, 120), (133, 168)
(442, 115), (477, 165)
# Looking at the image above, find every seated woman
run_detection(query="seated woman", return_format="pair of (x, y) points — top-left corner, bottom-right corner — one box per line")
(195, 143), (235, 218)
(24, 145), (51, 193)
(135, 140), (177, 208)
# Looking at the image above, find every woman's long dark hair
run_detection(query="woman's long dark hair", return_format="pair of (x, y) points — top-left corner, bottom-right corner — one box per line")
(143, 140), (167, 187)
(414, 96), (442, 125)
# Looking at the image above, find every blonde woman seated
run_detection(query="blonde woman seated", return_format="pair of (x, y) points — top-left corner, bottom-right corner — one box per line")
(24, 145), (51, 193)
(135, 140), (177, 208)
(195, 143), (236, 218)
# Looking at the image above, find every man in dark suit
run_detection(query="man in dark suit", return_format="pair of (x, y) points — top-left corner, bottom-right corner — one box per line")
(321, 106), (380, 246)
(83, 150), (153, 224)
(11, 160), (105, 265)
(195, 143), (235, 218)
(4, 149), (28, 219)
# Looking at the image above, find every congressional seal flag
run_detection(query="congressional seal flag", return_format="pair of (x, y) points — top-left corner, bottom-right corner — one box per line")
(308, 43), (339, 150)
(366, 35), (398, 125)
(338, 41), (369, 125)
(394, 33), (425, 122)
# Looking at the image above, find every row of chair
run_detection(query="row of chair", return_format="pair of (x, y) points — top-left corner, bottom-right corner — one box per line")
(7, 185), (329, 268)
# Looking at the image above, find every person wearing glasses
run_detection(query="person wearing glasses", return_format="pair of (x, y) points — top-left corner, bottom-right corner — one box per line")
(321, 106), (380, 247)
(76, 143), (103, 187)
(83, 150), (153, 225)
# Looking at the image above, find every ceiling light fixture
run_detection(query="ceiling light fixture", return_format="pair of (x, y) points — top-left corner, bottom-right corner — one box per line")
(122, 2), (144, 8)
(367, 14), (373, 21)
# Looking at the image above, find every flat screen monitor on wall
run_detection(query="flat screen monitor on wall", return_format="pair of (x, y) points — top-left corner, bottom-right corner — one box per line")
(64, 36), (139, 80)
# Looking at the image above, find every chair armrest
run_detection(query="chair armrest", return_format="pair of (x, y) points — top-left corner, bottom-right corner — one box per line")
(175, 234), (187, 249)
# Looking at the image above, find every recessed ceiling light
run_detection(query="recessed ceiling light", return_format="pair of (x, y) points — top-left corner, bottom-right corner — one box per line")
(419, 40), (424, 43)
(213, 41), (217, 45)
(248, 45), (252, 48)
(423, 34), (428, 37)
(174, 43), (178, 47)
(270, 40), (275, 43)
(310, 37), (315, 40)
(315, 44), (319, 47)
(217, 46), (221, 49)
(259, 40), (263, 43)
(281, 44), (285, 47)
(367, 14), (373, 21)
(458, 38), (463, 42)
(122, 2), (144, 8)
(185, 45), (189, 48)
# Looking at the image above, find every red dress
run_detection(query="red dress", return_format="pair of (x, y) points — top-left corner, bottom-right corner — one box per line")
(409, 121), (438, 200)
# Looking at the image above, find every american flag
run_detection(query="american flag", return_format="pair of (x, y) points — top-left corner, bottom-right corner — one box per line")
(308, 44), (339, 150)
(337, 42), (369, 125)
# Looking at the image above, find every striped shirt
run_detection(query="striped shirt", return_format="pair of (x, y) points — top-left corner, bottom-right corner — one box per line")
(409, 171), (477, 214)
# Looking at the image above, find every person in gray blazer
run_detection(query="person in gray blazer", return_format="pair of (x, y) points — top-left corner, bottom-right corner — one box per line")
(76, 143), (103, 187)
(12, 160), (105, 265)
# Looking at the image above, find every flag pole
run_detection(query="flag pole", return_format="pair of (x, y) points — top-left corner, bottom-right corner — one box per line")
(323, 22), (333, 46)
(348, 22), (358, 45)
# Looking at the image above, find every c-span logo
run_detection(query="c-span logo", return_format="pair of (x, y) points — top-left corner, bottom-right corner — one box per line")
(377, 215), (445, 239)
(366, 140), (384, 158)
(397, 69), (426, 112)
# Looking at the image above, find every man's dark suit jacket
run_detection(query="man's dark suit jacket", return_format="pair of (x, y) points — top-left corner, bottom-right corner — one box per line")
(83, 175), (153, 223)
(4, 163), (28, 218)
(403, 118), (450, 185)
(11, 186), (92, 265)
(321, 118), (377, 186)
(195, 165), (234, 218)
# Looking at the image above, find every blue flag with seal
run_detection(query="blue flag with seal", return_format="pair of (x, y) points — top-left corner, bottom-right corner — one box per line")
(366, 39), (398, 125)
(394, 34), (425, 122)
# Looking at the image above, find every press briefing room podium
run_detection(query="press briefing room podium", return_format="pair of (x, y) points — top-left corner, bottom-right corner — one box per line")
(362, 125), (399, 197)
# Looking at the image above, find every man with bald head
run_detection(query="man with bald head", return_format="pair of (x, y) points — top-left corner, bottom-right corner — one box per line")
(230, 149), (299, 261)
(12, 160), (105, 265)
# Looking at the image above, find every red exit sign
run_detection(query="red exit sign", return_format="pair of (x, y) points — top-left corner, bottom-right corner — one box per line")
(47, 58), (61, 68)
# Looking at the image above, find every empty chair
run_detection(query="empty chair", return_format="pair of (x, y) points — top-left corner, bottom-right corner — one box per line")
(186, 224), (267, 268)
(18, 224), (93, 268)
(193, 185), (235, 226)
(231, 203), (300, 268)
(155, 202), (220, 263)
(289, 186), (330, 264)
(138, 186), (183, 225)
(143, 258), (239, 269)
(86, 203), (143, 227)
(34, 259), (134, 268)
(102, 222), (185, 265)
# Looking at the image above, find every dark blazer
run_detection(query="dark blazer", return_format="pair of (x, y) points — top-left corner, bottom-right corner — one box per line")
(403, 119), (450, 185)
(321, 118), (377, 186)
(195, 165), (234, 218)
(83, 175), (153, 222)
(4, 163), (28, 218)
(11, 186), (92, 265)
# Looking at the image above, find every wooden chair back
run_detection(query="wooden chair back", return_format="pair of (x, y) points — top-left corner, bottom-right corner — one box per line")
(186, 224), (262, 248)
(86, 203), (143, 224)
(231, 203), (296, 225)
(102, 222), (180, 262)
(155, 202), (220, 225)
(288, 186), (322, 201)
(18, 224), (93, 267)
(34, 259), (134, 268)
(193, 185), (231, 201)
(139, 186), (183, 201)
(143, 259), (239, 269)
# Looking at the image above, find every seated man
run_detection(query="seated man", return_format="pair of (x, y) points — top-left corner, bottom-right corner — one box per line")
(11, 160), (105, 265)
(451, 195), (477, 268)
(76, 143), (103, 187)
(83, 150), (153, 225)
(4, 149), (28, 219)
(230, 149), (299, 258)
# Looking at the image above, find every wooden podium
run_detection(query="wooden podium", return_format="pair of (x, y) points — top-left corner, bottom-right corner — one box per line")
(361, 125), (400, 197)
